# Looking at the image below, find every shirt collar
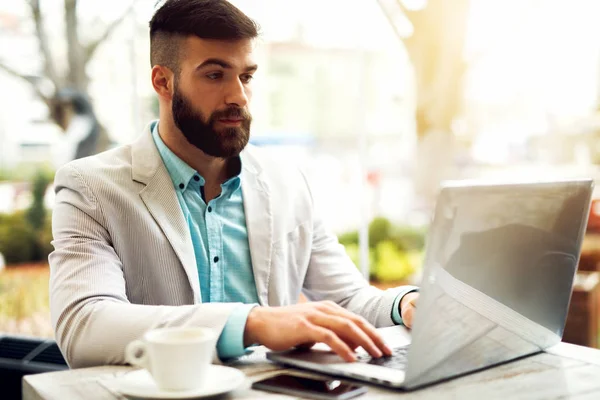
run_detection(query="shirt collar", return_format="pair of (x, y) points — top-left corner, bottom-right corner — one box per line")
(151, 122), (201, 192)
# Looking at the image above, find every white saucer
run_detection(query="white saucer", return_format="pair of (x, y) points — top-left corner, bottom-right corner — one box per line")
(116, 365), (246, 399)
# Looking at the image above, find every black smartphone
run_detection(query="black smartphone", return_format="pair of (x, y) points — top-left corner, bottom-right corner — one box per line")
(252, 373), (367, 400)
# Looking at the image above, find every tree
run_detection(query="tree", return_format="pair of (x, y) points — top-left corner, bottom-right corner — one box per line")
(401, 0), (470, 140)
(0, 0), (138, 157)
(378, 0), (471, 201)
(379, 0), (470, 138)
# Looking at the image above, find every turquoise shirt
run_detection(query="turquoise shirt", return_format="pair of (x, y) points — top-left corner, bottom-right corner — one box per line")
(152, 122), (258, 359)
(151, 121), (414, 358)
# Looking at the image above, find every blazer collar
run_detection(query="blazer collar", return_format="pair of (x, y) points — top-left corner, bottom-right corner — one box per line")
(240, 147), (272, 305)
(131, 121), (163, 185)
(131, 122), (200, 300)
(131, 122), (273, 305)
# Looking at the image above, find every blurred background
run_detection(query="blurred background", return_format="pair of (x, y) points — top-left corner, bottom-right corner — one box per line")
(1, 0), (600, 350)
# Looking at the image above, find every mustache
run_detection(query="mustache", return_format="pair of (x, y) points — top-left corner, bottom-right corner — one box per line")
(211, 107), (251, 121)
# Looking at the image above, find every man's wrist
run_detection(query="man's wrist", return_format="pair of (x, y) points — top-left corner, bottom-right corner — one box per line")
(217, 304), (257, 359)
(400, 290), (419, 309)
(399, 290), (419, 319)
(243, 306), (264, 347)
(391, 287), (419, 325)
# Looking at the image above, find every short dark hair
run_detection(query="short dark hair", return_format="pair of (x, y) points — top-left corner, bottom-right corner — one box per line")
(149, 0), (259, 74)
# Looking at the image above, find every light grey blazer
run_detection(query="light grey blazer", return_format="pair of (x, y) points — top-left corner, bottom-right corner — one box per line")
(49, 123), (415, 368)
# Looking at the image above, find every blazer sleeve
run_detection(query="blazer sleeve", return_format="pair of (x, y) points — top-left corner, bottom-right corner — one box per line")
(49, 164), (238, 368)
(298, 170), (418, 328)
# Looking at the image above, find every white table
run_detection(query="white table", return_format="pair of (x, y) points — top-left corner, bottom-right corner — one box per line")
(23, 342), (600, 400)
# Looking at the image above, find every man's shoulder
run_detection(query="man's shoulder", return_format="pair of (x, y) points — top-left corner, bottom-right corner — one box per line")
(63, 143), (132, 171)
(55, 142), (134, 186)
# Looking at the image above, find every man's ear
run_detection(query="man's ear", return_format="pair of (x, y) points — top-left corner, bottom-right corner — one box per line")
(151, 65), (174, 101)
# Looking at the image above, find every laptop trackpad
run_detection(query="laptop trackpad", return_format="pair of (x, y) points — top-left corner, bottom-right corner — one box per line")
(329, 363), (406, 385)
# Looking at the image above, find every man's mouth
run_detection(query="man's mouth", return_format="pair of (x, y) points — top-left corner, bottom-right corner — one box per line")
(218, 118), (243, 125)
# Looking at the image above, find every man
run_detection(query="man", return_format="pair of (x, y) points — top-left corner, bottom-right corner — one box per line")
(49, 0), (419, 369)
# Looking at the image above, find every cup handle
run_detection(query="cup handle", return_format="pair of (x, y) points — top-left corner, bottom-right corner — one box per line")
(125, 340), (149, 369)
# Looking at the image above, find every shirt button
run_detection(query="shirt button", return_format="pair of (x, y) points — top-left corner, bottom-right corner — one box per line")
(194, 175), (200, 181)
(179, 183), (184, 189)
(207, 206), (212, 212)
(213, 256), (219, 263)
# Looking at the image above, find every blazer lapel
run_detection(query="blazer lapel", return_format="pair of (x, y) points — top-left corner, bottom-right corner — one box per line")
(131, 123), (201, 302)
(240, 149), (273, 306)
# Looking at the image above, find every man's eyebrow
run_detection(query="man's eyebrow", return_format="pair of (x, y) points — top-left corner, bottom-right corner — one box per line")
(196, 59), (258, 73)
(196, 58), (232, 69)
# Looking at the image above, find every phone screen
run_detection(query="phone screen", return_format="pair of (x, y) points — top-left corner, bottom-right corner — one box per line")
(253, 373), (367, 400)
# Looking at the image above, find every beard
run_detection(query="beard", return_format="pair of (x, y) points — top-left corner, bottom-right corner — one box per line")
(171, 84), (251, 158)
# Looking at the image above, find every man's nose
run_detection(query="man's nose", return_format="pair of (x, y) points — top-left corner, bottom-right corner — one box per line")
(224, 78), (249, 108)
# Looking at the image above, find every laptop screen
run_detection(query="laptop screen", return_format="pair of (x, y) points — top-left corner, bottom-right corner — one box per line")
(404, 179), (593, 389)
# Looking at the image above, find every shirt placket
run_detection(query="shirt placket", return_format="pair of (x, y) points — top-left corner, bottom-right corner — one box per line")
(206, 196), (224, 302)
(183, 184), (209, 302)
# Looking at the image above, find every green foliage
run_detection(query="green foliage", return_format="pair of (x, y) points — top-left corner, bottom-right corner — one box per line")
(36, 215), (54, 262)
(368, 217), (392, 248)
(391, 225), (427, 251)
(0, 213), (38, 264)
(338, 231), (359, 247)
(0, 213), (54, 265)
(344, 243), (377, 279)
(0, 164), (55, 183)
(26, 171), (51, 230)
(0, 169), (55, 265)
(372, 241), (415, 282)
(340, 217), (426, 282)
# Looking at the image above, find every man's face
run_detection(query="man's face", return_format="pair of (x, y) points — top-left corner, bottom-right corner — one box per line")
(171, 37), (256, 158)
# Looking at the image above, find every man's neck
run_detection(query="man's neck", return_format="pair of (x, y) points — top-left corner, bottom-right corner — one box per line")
(157, 119), (233, 188)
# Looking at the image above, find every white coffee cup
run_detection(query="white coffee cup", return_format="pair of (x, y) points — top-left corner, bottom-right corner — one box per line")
(125, 327), (217, 391)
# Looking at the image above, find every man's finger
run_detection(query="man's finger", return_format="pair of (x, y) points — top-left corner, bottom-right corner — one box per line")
(295, 342), (317, 350)
(308, 313), (382, 358)
(318, 302), (392, 356)
(308, 325), (356, 362)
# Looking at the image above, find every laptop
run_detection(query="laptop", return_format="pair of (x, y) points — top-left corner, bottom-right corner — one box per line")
(268, 179), (593, 390)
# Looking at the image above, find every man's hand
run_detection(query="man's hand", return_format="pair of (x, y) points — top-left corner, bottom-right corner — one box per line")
(400, 292), (419, 328)
(244, 301), (393, 362)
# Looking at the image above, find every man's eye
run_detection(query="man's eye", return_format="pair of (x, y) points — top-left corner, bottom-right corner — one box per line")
(241, 74), (254, 83)
(206, 72), (223, 80)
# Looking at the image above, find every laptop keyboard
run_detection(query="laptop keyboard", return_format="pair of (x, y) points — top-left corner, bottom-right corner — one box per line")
(355, 345), (409, 370)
